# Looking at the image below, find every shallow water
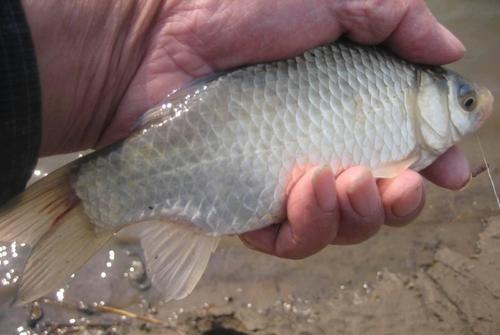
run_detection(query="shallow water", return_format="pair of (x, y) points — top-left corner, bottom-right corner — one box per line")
(1, 1), (500, 334)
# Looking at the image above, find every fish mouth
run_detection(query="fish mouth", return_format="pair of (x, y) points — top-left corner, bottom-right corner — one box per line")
(478, 87), (494, 124)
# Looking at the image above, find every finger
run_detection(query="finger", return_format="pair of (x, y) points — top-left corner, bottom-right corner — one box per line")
(337, 0), (465, 64)
(383, 0), (465, 64)
(334, 0), (464, 64)
(332, 166), (385, 245)
(377, 170), (425, 227)
(240, 166), (339, 259)
(421, 146), (471, 190)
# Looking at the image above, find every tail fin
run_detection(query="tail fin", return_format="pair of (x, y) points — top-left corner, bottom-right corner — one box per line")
(0, 164), (113, 305)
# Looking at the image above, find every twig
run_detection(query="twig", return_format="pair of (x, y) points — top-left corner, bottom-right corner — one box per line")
(42, 298), (176, 329)
(95, 304), (164, 325)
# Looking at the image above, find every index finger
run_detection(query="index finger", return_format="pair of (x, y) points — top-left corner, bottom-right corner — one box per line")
(383, 1), (466, 64)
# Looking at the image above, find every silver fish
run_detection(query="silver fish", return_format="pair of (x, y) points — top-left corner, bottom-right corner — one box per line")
(0, 40), (493, 304)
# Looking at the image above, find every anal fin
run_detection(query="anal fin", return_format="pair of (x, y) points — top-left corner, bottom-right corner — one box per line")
(139, 221), (219, 302)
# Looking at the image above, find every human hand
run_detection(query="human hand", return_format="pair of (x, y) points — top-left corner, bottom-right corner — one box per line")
(240, 146), (469, 258)
(22, 0), (471, 258)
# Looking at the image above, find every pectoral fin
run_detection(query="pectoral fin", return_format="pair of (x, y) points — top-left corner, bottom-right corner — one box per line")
(372, 153), (420, 179)
(139, 221), (219, 302)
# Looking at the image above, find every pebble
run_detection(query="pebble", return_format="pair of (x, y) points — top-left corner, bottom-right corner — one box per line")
(27, 302), (43, 328)
(77, 301), (96, 315)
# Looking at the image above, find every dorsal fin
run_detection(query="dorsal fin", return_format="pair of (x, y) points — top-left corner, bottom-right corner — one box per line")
(132, 72), (226, 131)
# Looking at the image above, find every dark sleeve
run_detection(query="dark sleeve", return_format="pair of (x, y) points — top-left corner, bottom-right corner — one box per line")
(0, 0), (41, 205)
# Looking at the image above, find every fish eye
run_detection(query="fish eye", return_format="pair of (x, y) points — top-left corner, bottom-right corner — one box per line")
(458, 83), (477, 112)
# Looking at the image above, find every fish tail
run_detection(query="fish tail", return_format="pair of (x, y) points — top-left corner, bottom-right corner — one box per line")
(0, 163), (113, 305)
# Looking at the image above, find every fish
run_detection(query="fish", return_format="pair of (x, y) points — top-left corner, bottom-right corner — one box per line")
(0, 40), (493, 305)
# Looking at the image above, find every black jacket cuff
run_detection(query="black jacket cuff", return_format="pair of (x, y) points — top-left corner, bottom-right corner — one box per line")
(0, 0), (41, 204)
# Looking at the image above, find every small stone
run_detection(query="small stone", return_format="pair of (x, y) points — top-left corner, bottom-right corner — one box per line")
(105, 327), (120, 335)
(128, 259), (151, 290)
(139, 323), (151, 332)
(77, 301), (96, 315)
(129, 260), (146, 281)
(27, 301), (43, 328)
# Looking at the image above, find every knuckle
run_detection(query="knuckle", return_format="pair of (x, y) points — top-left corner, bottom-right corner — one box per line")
(385, 195), (425, 227)
(335, 0), (410, 42)
(336, 217), (382, 244)
(275, 224), (329, 259)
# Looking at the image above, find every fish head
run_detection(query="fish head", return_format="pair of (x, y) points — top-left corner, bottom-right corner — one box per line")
(415, 68), (493, 157)
(445, 70), (493, 138)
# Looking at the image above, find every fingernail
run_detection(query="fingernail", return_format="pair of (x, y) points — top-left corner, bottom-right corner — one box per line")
(313, 166), (337, 212)
(347, 169), (379, 217)
(392, 183), (423, 217)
